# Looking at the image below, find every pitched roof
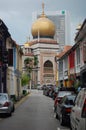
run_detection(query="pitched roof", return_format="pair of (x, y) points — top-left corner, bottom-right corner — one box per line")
(57, 45), (72, 58)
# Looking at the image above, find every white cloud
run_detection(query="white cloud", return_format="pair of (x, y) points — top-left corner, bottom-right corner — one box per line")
(0, 0), (86, 45)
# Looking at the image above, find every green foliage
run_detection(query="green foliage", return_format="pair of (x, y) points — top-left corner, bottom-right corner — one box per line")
(21, 73), (30, 86)
(24, 56), (39, 73)
(74, 80), (81, 90)
(24, 57), (33, 66)
(23, 56), (39, 87)
(24, 56), (38, 67)
(10, 95), (17, 103)
(24, 57), (33, 72)
(34, 55), (39, 66)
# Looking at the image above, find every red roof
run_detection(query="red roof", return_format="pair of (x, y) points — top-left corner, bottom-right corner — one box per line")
(57, 45), (72, 58)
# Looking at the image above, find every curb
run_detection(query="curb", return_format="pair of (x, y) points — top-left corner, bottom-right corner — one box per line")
(15, 93), (31, 108)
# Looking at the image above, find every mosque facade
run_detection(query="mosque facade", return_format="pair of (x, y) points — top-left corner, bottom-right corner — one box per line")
(23, 5), (59, 87)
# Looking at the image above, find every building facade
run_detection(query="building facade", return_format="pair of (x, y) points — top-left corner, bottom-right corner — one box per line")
(23, 6), (59, 87)
(0, 19), (10, 93)
(57, 19), (86, 88)
(0, 19), (23, 99)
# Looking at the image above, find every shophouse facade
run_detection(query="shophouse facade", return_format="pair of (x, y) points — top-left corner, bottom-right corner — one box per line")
(0, 19), (10, 93)
(6, 38), (23, 99)
(0, 19), (23, 99)
(75, 19), (86, 87)
(57, 19), (86, 88)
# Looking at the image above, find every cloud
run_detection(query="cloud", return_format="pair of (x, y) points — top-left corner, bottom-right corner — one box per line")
(0, 0), (86, 45)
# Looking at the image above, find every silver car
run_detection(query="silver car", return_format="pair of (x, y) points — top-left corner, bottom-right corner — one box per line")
(70, 88), (86, 130)
(0, 93), (15, 116)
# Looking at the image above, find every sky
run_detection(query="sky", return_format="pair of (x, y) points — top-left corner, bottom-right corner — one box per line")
(0, 0), (86, 45)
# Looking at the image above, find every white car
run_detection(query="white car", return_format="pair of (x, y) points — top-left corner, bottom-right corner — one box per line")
(0, 93), (15, 116)
(70, 88), (86, 130)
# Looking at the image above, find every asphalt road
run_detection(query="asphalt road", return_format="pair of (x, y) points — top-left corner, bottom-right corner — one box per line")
(0, 90), (70, 130)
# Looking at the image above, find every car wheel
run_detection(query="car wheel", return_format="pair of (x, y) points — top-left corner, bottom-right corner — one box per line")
(9, 112), (12, 116)
(59, 114), (65, 126)
(55, 113), (58, 119)
(70, 127), (72, 130)
(70, 124), (72, 130)
(6, 112), (12, 117)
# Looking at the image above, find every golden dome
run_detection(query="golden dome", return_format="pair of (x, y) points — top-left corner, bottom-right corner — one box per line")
(24, 42), (30, 48)
(31, 3), (55, 38)
(24, 36), (31, 48)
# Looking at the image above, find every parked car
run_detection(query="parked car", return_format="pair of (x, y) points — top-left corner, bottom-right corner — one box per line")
(0, 93), (15, 116)
(54, 90), (74, 113)
(43, 84), (54, 96)
(41, 84), (47, 90)
(52, 87), (59, 100)
(55, 94), (76, 126)
(70, 88), (86, 130)
(37, 84), (42, 90)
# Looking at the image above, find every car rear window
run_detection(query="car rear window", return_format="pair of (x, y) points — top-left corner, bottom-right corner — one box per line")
(58, 91), (72, 97)
(65, 96), (76, 105)
(0, 95), (7, 100)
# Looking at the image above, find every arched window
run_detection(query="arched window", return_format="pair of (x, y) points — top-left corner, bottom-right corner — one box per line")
(44, 60), (53, 73)
(44, 60), (53, 67)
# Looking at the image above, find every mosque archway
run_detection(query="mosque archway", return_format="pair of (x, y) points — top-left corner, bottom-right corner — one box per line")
(43, 60), (53, 73)
(43, 60), (54, 84)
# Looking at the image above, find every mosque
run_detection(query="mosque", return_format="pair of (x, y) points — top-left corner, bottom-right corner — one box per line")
(23, 4), (59, 87)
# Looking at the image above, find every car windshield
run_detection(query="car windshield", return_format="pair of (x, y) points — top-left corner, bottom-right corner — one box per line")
(0, 94), (7, 100)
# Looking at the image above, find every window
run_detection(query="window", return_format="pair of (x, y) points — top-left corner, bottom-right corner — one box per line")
(44, 60), (53, 67)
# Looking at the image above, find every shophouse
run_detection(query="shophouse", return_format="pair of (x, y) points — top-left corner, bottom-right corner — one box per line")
(75, 19), (86, 87)
(0, 19), (23, 99)
(57, 19), (86, 88)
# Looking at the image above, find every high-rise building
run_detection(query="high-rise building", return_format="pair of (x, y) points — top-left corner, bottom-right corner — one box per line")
(32, 10), (71, 49)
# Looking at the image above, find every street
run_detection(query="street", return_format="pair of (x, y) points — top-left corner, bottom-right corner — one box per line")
(0, 90), (70, 130)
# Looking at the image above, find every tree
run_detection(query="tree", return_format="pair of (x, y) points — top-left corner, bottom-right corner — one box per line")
(24, 56), (39, 87)
(24, 56), (38, 72)
(24, 57), (33, 74)
(34, 55), (39, 66)
(21, 73), (29, 87)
